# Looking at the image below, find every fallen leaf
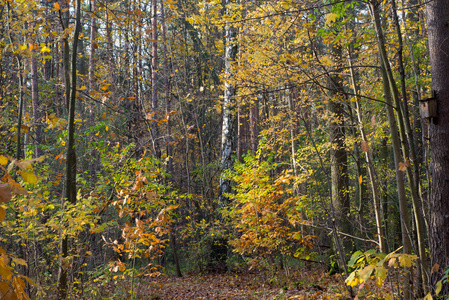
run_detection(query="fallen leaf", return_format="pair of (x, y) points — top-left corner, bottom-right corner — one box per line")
(0, 184), (12, 203)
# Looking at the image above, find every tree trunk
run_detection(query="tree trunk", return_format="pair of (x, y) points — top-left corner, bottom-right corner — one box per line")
(218, 0), (238, 205)
(237, 103), (250, 160)
(328, 74), (350, 246)
(390, 0), (428, 293)
(348, 51), (386, 252)
(88, 0), (96, 123)
(425, 0), (449, 295)
(151, 0), (160, 158)
(30, 49), (43, 158)
(57, 0), (81, 297)
(160, 0), (173, 176)
(250, 97), (259, 154)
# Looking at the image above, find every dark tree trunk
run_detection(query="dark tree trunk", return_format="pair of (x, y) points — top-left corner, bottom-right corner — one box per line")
(57, 0), (81, 297)
(237, 104), (250, 160)
(31, 51), (43, 158)
(426, 0), (449, 295)
(250, 98), (259, 154)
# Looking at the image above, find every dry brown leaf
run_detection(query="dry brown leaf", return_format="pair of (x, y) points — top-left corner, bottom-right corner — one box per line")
(0, 183), (12, 203)
(361, 141), (369, 152)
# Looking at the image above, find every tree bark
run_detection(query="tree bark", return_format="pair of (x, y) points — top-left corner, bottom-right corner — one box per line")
(426, 0), (449, 295)
(328, 72), (350, 245)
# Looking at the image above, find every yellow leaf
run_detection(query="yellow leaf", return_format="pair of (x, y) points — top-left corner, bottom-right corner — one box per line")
(54, 2), (60, 10)
(12, 277), (26, 297)
(358, 265), (374, 282)
(41, 45), (51, 53)
(398, 254), (416, 268)
(18, 275), (36, 287)
(436, 280), (442, 295)
(280, 0), (292, 9)
(345, 272), (358, 287)
(12, 258), (27, 267)
(325, 13), (338, 25)
(424, 292), (433, 300)
(19, 44), (27, 51)
(0, 155), (7, 165)
(78, 86), (86, 91)
(15, 156), (45, 170)
(18, 170), (38, 184)
(0, 262), (14, 281)
(320, 55), (332, 66)
(0, 281), (16, 300)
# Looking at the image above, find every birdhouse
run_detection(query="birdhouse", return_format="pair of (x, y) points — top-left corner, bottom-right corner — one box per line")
(420, 92), (437, 119)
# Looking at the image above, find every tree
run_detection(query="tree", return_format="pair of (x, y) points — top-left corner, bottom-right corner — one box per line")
(426, 0), (449, 295)
(218, 0), (238, 205)
(57, 0), (81, 296)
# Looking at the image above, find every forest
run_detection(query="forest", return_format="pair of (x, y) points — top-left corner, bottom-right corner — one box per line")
(1, 0), (449, 298)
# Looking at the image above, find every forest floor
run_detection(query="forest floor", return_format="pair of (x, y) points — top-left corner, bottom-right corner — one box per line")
(103, 267), (393, 300)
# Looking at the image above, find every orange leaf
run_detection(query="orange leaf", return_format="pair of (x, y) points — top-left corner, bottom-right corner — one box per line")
(0, 207), (5, 222)
(54, 2), (60, 10)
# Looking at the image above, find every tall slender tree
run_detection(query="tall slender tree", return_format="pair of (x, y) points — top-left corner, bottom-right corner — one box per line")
(57, 0), (81, 297)
(218, 0), (238, 204)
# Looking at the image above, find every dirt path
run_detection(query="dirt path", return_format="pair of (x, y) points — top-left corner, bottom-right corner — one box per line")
(137, 271), (351, 299)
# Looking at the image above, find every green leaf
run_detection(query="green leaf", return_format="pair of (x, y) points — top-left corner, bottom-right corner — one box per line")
(348, 250), (364, 267)
(374, 266), (387, 288)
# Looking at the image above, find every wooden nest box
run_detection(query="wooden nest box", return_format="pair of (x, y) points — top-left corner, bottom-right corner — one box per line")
(420, 92), (437, 119)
